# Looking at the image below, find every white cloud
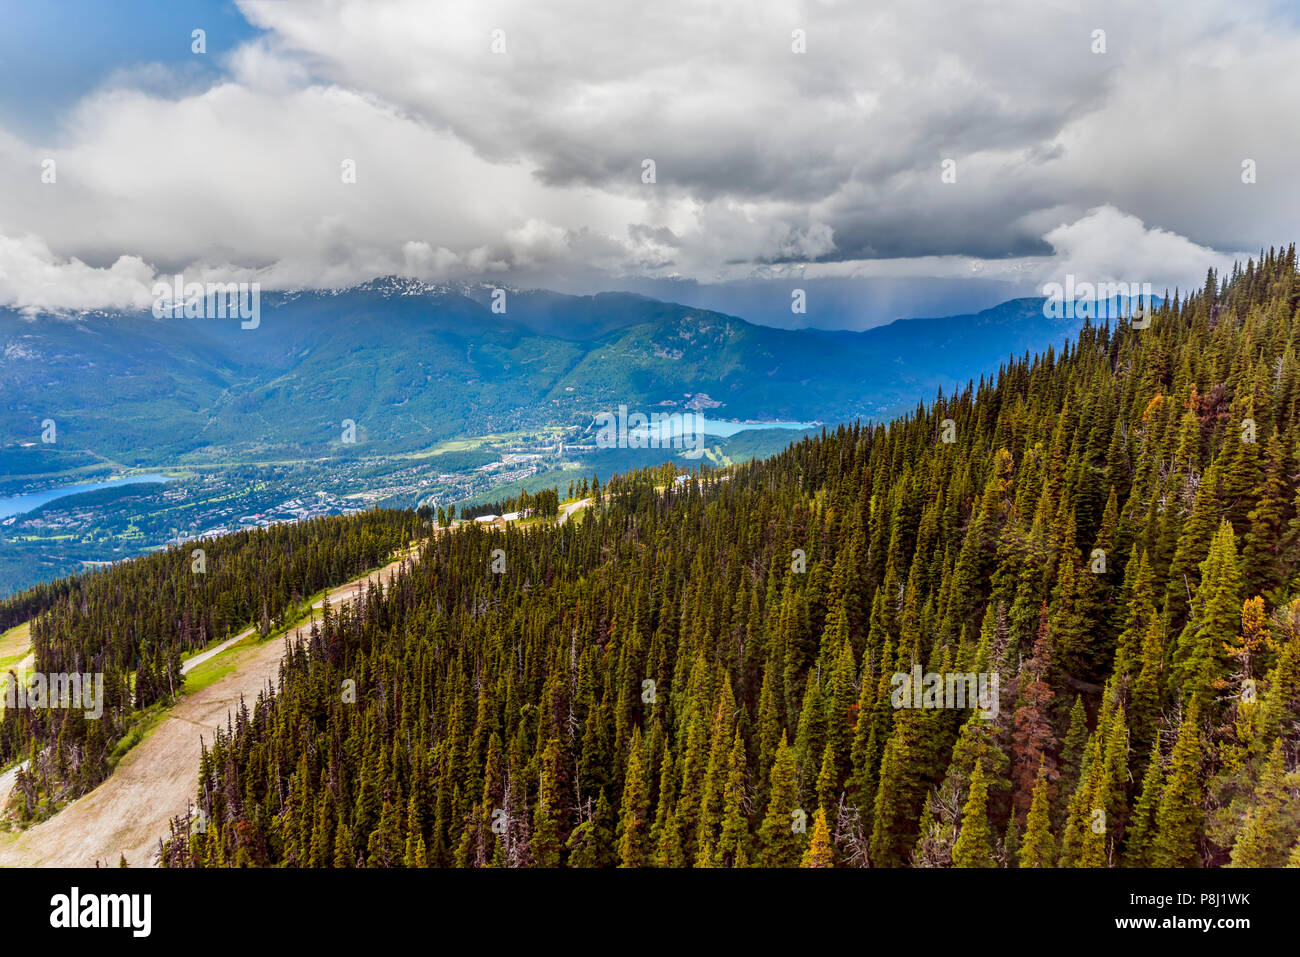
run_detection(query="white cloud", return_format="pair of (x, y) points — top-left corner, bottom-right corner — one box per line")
(0, 0), (1295, 311)
(774, 207), (1244, 296)
(0, 233), (157, 314)
(1038, 206), (1237, 293)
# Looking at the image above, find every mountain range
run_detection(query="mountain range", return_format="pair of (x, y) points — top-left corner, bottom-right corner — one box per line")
(0, 281), (1084, 487)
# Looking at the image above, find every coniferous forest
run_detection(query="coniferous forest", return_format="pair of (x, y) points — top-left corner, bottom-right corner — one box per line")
(133, 248), (1300, 868)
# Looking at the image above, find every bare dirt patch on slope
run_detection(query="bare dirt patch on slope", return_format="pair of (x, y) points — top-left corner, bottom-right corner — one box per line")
(0, 554), (413, 868)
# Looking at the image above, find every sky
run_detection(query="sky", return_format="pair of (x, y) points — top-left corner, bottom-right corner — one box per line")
(0, 0), (1297, 328)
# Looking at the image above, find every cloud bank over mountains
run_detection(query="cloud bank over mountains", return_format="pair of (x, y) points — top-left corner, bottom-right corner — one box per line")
(1, 0), (1291, 321)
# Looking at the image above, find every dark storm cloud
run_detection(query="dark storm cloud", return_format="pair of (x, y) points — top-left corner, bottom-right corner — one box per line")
(0, 0), (1289, 311)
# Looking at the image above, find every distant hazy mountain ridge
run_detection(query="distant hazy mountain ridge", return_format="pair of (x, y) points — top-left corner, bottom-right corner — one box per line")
(0, 284), (1083, 481)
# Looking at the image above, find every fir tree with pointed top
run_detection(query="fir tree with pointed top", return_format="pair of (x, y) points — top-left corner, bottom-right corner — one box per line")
(1151, 706), (1204, 867)
(952, 760), (995, 868)
(801, 807), (835, 867)
(717, 729), (751, 867)
(1173, 521), (1244, 713)
(1019, 762), (1057, 867)
(757, 733), (803, 867)
(616, 727), (650, 868)
(1123, 735), (1164, 867)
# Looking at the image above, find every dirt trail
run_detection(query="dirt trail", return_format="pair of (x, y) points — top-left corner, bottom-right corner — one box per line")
(558, 498), (592, 524)
(0, 620), (256, 804)
(0, 553), (414, 868)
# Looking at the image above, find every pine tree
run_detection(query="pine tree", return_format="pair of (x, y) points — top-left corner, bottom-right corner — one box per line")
(1151, 706), (1204, 867)
(1229, 740), (1300, 867)
(801, 807), (835, 867)
(1019, 762), (1057, 867)
(1002, 811), (1021, 867)
(1243, 435), (1288, 600)
(1114, 550), (1156, 675)
(403, 794), (426, 867)
(816, 741), (839, 814)
(757, 733), (803, 867)
(333, 823), (355, 868)
(1173, 521), (1243, 713)
(616, 728), (650, 868)
(649, 747), (685, 868)
(567, 792), (615, 868)
(717, 729), (751, 867)
(1129, 619), (1165, 759)
(1055, 696), (1088, 822)
(531, 736), (567, 868)
(1011, 607), (1058, 814)
(952, 760), (995, 868)
(869, 705), (943, 866)
(1123, 736), (1163, 868)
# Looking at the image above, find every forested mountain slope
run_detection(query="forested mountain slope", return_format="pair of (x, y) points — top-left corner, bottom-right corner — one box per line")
(152, 249), (1300, 865)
